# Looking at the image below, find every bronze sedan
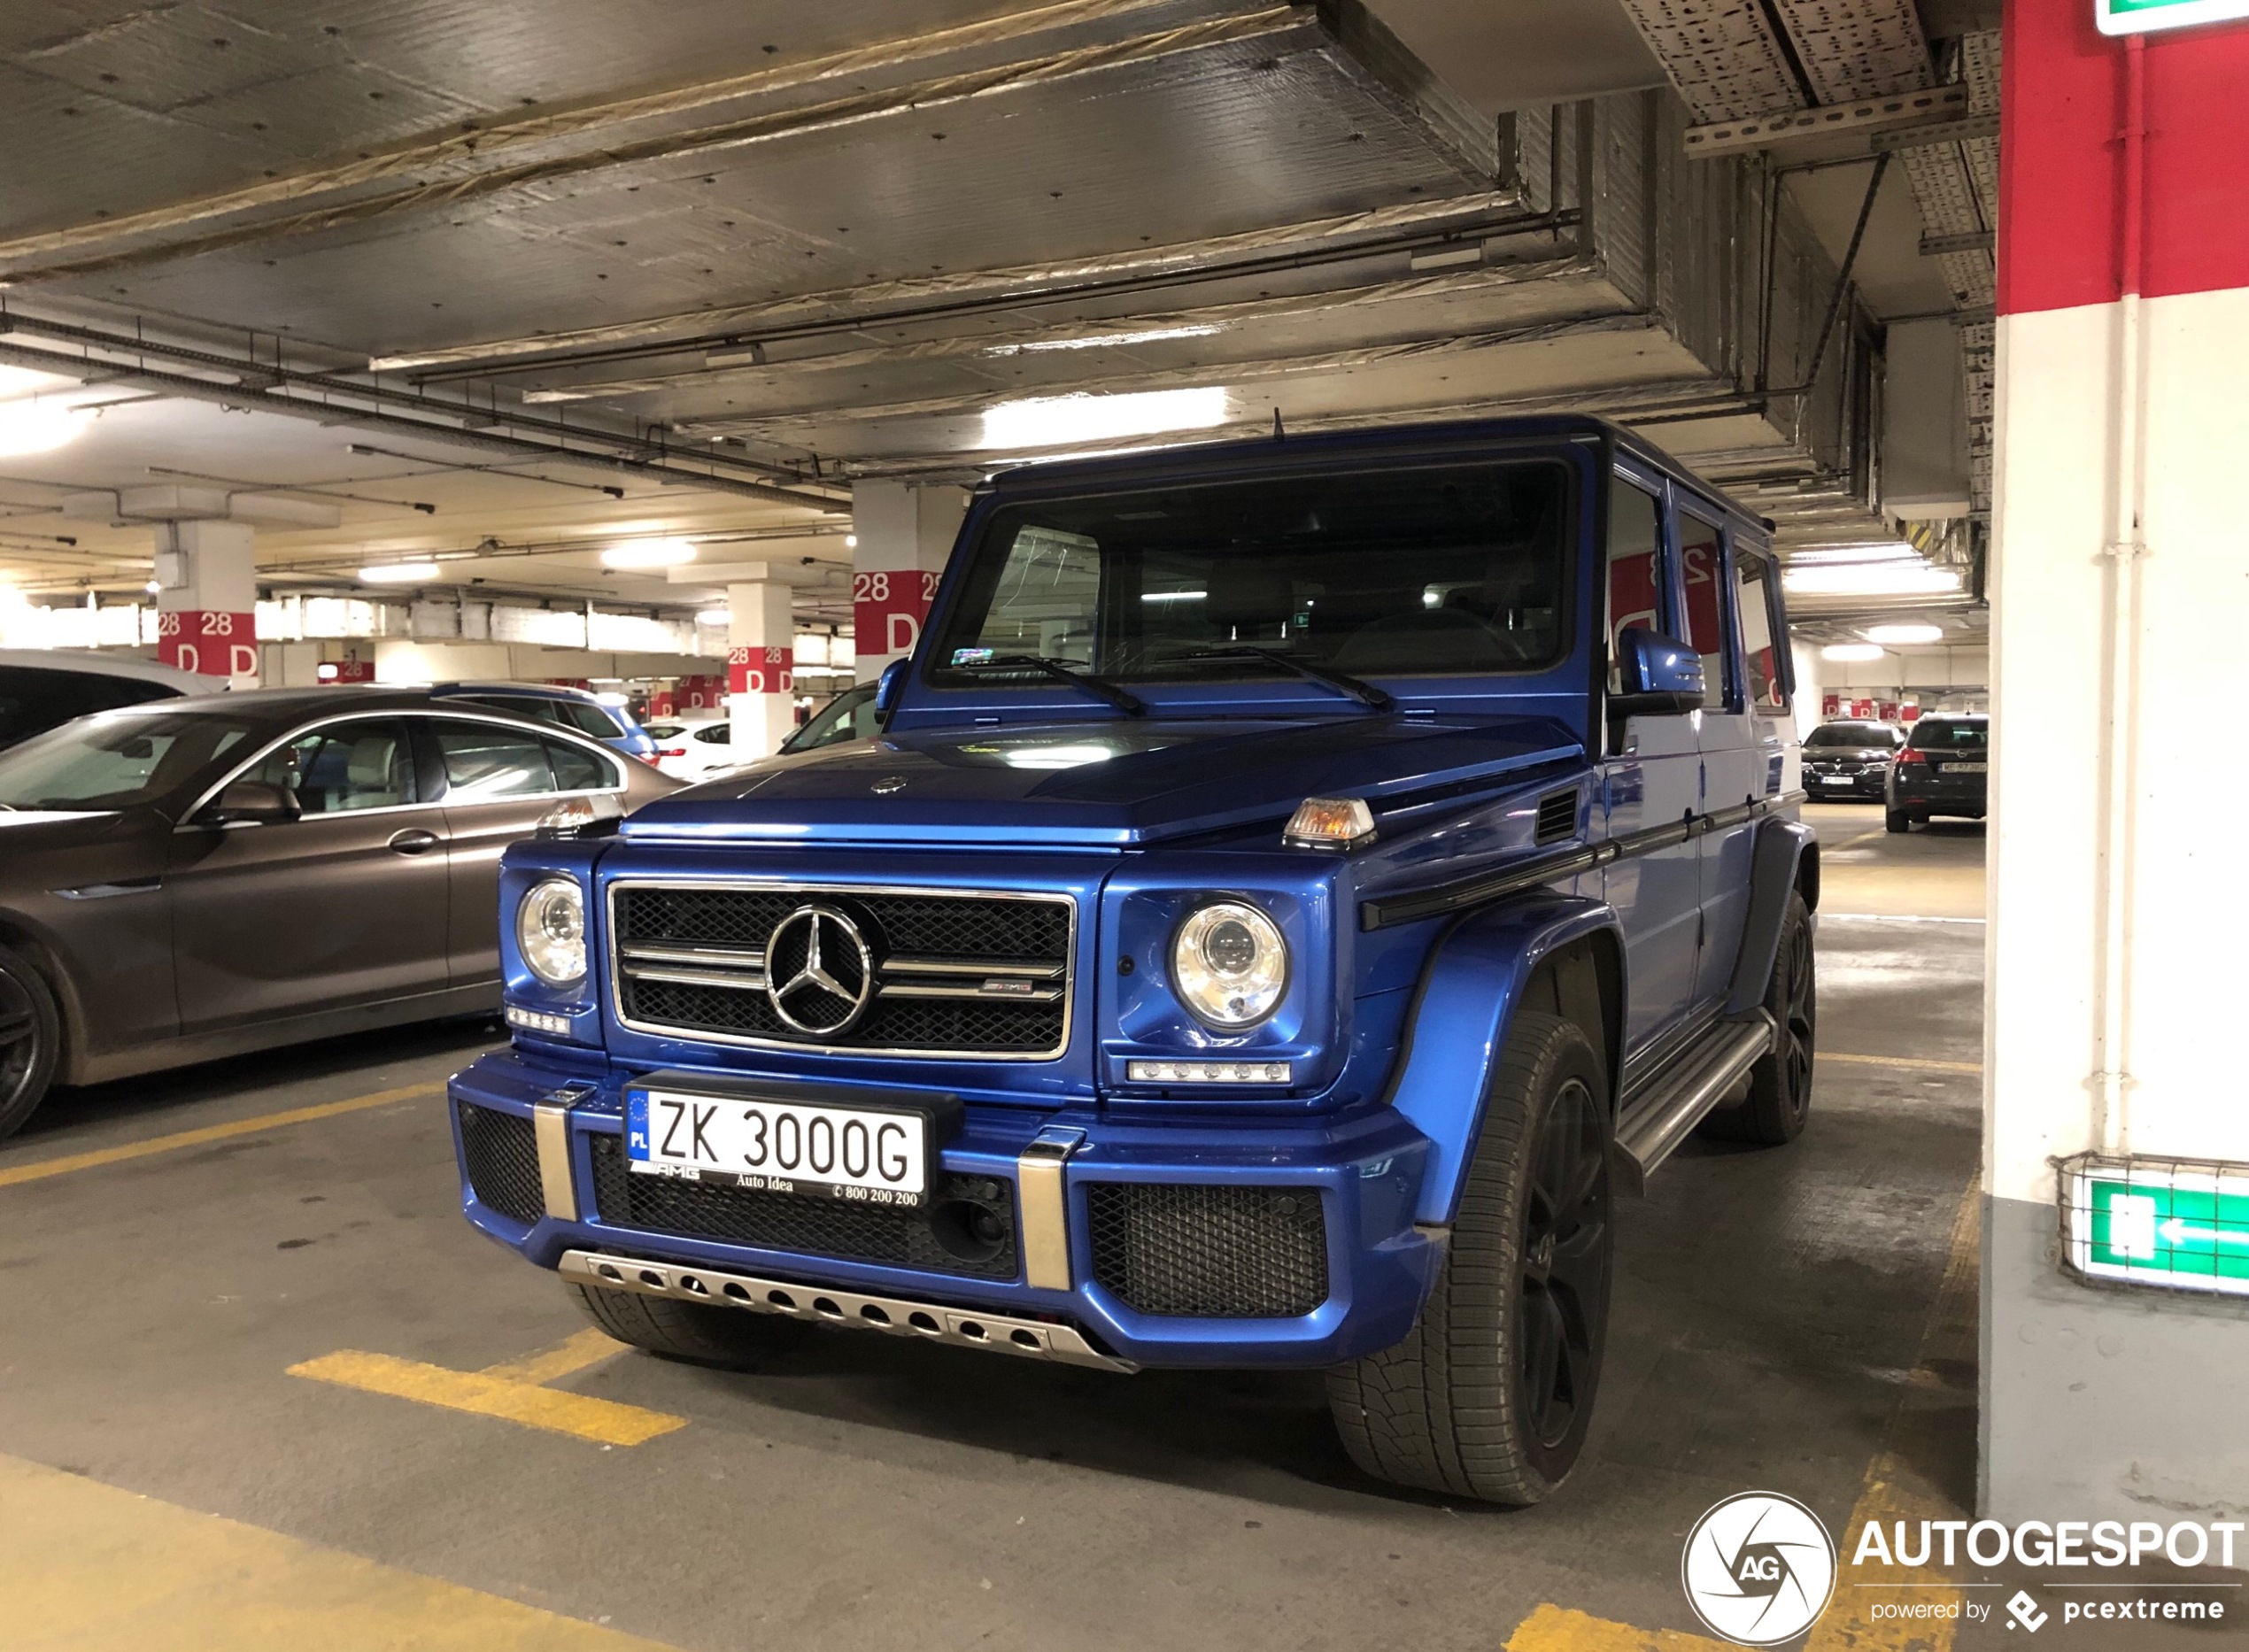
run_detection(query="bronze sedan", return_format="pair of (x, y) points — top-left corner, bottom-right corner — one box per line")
(0, 687), (677, 1140)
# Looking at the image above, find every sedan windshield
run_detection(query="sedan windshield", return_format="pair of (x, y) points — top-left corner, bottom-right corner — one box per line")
(930, 459), (1571, 688)
(0, 707), (264, 811)
(1805, 722), (1897, 748)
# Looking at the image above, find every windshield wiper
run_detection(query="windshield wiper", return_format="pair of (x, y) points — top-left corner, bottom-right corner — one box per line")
(1186, 646), (1395, 712)
(962, 654), (1146, 717)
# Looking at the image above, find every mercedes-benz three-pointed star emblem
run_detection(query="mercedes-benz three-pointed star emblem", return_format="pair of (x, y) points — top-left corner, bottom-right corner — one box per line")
(764, 905), (874, 1036)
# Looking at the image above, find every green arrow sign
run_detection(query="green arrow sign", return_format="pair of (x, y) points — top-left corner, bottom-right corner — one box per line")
(2068, 1162), (2249, 1296)
(2099, 0), (2249, 36)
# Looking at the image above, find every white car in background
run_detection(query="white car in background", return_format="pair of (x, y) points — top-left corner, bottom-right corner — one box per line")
(0, 650), (202, 751)
(641, 714), (738, 783)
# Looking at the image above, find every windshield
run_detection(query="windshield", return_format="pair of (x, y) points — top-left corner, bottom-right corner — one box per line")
(783, 684), (877, 753)
(1907, 719), (1989, 750)
(930, 459), (1571, 688)
(1805, 722), (1897, 748)
(0, 707), (263, 811)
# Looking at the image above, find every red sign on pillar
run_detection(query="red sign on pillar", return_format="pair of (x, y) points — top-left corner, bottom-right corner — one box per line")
(1821, 693), (1842, 718)
(728, 646), (795, 697)
(156, 610), (258, 679)
(853, 569), (939, 660)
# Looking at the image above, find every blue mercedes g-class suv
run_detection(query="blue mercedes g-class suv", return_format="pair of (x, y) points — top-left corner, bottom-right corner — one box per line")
(450, 415), (1817, 1506)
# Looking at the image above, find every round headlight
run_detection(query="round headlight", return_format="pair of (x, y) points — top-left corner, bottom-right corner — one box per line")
(1171, 901), (1287, 1029)
(517, 877), (587, 987)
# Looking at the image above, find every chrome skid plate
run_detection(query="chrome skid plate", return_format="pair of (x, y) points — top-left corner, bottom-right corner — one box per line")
(558, 1248), (1135, 1373)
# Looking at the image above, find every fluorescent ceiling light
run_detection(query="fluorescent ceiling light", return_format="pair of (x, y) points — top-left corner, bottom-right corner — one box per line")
(1863, 622), (1944, 645)
(979, 387), (1228, 452)
(985, 324), (1224, 358)
(359, 561), (440, 583)
(1141, 590), (1205, 604)
(600, 538), (696, 569)
(1821, 644), (1886, 662)
(695, 608), (730, 627)
(843, 534), (858, 549)
(1783, 562), (1962, 598)
(0, 399), (92, 458)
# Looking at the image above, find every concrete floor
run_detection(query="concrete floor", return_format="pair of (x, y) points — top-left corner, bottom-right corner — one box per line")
(0, 803), (2156, 1651)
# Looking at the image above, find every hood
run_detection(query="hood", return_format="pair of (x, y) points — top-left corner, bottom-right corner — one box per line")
(620, 716), (1582, 848)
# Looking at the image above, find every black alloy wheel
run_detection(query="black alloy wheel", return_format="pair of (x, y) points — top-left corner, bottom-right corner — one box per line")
(0, 946), (61, 1142)
(1701, 891), (1817, 1146)
(1519, 1074), (1610, 1451)
(1326, 1010), (1614, 1504)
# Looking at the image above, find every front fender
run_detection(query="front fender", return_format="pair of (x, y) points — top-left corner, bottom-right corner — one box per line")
(1383, 894), (1624, 1226)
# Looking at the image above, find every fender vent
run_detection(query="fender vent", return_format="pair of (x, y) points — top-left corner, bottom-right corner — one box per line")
(1534, 788), (1579, 845)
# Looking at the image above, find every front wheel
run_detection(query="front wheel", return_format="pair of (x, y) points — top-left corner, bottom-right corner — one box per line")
(1327, 1011), (1612, 1505)
(0, 946), (60, 1143)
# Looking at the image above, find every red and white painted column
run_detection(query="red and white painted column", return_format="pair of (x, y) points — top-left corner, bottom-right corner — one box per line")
(725, 576), (797, 760)
(850, 480), (964, 682)
(1984, 0), (2249, 1524)
(151, 519), (259, 686)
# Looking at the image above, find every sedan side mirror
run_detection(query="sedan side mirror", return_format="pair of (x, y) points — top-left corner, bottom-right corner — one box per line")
(1609, 628), (1705, 718)
(203, 779), (301, 827)
(873, 658), (909, 717)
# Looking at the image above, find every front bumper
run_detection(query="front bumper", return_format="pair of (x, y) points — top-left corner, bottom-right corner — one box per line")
(448, 1049), (1441, 1370)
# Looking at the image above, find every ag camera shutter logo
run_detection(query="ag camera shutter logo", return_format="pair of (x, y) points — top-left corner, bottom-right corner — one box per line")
(1681, 1491), (1838, 1646)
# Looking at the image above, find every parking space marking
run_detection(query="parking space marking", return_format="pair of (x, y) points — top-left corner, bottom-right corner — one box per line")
(288, 1330), (682, 1447)
(1503, 1603), (1727, 1650)
(1822, 1052), (1982, 1075)
(0, 1082), (444, 1189)
(0, 1450), (681, 1650)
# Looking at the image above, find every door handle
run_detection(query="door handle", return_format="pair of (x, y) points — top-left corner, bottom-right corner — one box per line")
(388, 829), (441, 855)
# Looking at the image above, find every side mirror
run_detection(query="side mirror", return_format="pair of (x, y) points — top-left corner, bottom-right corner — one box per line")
(203, 779), (300, 827)
(873, 658), (909, 716)
(1609, 628), (1705, 718)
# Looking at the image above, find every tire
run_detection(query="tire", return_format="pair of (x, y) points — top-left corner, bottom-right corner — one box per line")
(569, 1281), (808, 1370)
(1884, 808), (1911, 833)
(0, 946), (61, 1143)
(1327, 1011), (1613, 1505)
(1700, 892), (1816, 1146)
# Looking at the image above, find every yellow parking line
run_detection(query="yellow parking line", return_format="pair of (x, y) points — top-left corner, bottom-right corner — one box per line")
(0, 1082), (444, 1189)
(478, 1327), (630, 1386)
(0, 1450), (681, 1650)
(288, 1350), (685, 1447)
(1823, 1052), (1982, 1075)
(1504, 1603), (1727, 1650)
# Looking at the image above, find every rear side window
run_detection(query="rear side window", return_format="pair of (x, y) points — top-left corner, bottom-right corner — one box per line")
(544, 737), (615, 791)
(1603, 477), (1664, 695)
(1907, 720), (1989, 750)
(1677, 513), (1728, 710)
(433, 719), (555, 801)
(0, 667), (179, 750)
(247, 720), (417, 814)
(553, 700), (622, 739)
(692, 724), (732, 745)
(1734, 552), (1787, 711)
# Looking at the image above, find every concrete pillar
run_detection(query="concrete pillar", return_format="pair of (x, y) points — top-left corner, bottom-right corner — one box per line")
(725, 578), (797, 760)
(1983, 3), (2249, 1528)
(850, 480), (965, 680)
(151, 519), (259, 685)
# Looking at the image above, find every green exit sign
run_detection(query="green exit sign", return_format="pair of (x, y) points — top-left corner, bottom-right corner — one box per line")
(2099, 0), (2249, 35)
(2065, 1156), (2249, 1297)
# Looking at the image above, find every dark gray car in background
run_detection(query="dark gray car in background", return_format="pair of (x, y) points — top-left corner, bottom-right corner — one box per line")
(0, 687), (676, 1140)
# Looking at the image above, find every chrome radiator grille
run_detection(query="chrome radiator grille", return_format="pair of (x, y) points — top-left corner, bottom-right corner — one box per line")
(608, 882), (1073, 1059)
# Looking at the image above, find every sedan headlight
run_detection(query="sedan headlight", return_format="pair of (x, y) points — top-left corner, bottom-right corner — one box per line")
(517, 877), (588, 987)
(1171, 901), (1287, 1029)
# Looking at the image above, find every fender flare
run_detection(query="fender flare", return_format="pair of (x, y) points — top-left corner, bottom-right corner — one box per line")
(1383, 894), (1625, 1226)
(1722, 816), (1818, 1016)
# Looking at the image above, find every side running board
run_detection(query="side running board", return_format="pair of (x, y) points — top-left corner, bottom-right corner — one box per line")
(1610, 1011), (1775, 1196)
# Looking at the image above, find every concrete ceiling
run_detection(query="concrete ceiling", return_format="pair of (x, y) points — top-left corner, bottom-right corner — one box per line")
(0, 0), (1962, 614)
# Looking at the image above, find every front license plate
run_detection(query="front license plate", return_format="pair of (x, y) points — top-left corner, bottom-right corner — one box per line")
(625, 1089), (928, 1205)
(1820, 775), (1853, 785)
(1944, 761), (1988, 773)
